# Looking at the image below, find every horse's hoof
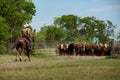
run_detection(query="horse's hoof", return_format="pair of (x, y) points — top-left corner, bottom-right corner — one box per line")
(19, 58), (22, 62)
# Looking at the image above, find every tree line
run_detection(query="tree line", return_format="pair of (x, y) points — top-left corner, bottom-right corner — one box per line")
(36, 15), (117, 44)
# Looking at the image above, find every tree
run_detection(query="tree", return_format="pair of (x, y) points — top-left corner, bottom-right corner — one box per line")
(79, 16), (97, 43)
(117, 30), (120, 41)
(54, 15), (116, 44)
(0, 16), (10, 54)
(0, 0), (36, 42)
(38, 25), (66, 43)
(0, 16), (10, 43)
(54, 14), (80, 42)
(94, 20), (116, 44)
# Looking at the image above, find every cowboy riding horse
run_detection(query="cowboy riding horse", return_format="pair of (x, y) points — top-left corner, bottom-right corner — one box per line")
(14, 24), (34, 62)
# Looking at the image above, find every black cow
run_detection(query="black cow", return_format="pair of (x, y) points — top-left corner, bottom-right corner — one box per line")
(67, 43), (74, 55)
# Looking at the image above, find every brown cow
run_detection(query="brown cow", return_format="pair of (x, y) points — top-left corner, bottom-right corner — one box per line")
(74, 44), (82, 56)
(56, 44), (68, 55)
(85, 44), (94, 56)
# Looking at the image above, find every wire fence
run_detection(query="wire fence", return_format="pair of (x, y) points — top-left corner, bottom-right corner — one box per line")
(33, 43), (58, 55)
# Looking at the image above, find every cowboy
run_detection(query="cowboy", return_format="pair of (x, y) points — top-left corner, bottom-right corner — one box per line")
(21, 23), (32, 50)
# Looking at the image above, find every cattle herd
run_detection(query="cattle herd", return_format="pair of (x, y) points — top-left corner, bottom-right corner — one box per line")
(56, 43), (119, 56)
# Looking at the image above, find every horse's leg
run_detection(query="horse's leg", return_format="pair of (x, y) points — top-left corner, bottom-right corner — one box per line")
(24, 50), (31, 62)
(28, 50), (31, 62)
(19, 49), (23, 61)
(25, 53), (31, 62)
(19, 52), (22, 61)
(15, 50), (19, 61)
(24, 56), (27, 62)
(28, 52), (31, 62)
(24, 51), (28, 62)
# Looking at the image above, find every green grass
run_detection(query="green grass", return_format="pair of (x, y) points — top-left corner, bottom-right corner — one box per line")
(0, 54), (120, 80)
(111, 54), (120, 59)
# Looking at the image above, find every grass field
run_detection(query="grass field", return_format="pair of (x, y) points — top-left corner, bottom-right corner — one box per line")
(0, 54), (120, 80)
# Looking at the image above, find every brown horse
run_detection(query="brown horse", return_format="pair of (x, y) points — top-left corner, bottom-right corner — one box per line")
(14, 34), (34, 62)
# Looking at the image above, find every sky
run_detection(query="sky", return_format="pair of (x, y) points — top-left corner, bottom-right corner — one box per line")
(30, 0), (120, 36)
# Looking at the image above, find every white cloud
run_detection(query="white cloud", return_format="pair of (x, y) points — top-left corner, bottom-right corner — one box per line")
(88, 5), (120, 13)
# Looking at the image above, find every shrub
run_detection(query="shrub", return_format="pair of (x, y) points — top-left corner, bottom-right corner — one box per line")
(0, 44), (7, 54)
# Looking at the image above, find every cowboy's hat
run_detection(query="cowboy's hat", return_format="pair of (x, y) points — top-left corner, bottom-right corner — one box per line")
(24, 23), (29, 27)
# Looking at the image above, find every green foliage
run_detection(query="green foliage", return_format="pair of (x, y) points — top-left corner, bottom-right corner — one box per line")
(117, 32), (120, 40)
(0, 16), (10, 42)
(54, 15), (116, 44)
(0, 0), (36, 42)
(54, 14), (79, 30)
(38, 14), (116, 44)
(0, 44), (7, 54)
(37, 25), (66, 43)
(54, 14), (80, 42)
(36, 31), (46, 43)
(0, 16), (10, 54)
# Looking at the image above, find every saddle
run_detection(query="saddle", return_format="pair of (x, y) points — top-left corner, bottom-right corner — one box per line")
(23, 37), (29, 46)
